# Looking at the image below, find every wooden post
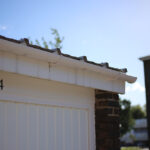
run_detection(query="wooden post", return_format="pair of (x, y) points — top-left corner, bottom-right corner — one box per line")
(143, 60), (150, 148)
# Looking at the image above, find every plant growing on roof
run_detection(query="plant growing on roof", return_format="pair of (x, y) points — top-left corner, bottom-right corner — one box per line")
(30, 28), (64, 49)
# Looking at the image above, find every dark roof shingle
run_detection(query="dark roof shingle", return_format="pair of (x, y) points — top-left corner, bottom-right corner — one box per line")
(0, 35), (127, 73)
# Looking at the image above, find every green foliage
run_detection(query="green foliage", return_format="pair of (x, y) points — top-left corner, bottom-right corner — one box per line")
(121, 147), (141, 150)
(31, 28), (64, 49)
(35, 39), (41, 46)
(120, 99), (134, 136)
(129, 133), (136, 142)
(120, 99), (146, 136)
(143, 104), (147, 118)
(49, 28), (64, 49)
(131, 105), (146, 119)
(41, 37), (48, 49)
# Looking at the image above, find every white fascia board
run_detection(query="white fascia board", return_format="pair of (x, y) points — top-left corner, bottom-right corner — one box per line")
(0, 39), (137, 90)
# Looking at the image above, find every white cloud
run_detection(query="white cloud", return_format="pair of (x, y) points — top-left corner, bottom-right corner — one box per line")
(0, 25), (7, 30)
(126, 82), (145, 93)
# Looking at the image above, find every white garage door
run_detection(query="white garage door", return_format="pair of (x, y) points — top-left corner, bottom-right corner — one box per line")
(0, 100), (89, 150)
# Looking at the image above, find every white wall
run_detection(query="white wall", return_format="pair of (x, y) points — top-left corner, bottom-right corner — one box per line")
(0, 71), (95, 150)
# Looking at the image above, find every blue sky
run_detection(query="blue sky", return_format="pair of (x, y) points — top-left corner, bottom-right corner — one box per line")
(1, 0), (150, 106)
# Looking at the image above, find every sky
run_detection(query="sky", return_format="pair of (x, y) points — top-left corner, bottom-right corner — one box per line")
(1, 0), (150, 106)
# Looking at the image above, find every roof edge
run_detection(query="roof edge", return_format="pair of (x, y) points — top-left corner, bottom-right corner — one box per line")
(0, 36), (137, 84)
(139, 55), (150, 61)
(0, 35), (128, 73)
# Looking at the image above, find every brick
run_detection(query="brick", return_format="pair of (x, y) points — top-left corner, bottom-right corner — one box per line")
(98, 100), (119, 107)
(95, 90), (120, 150)
(95, 108), (113, 116)
(95, 93), (119, 100)
(114, 108), (120, 114)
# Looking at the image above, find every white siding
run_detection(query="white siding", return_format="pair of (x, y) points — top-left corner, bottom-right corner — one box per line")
(0, 100), (89, 150)
(0, 71), (95, 150)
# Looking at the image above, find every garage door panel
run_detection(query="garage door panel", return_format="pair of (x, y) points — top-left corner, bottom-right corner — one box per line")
(39, 106), (48, 150)
(72, 109), (80, 150)
(64, 108), (72, 150)
(28, 105), (37, 150)
(0, 102), (5, 150)
(47, 107), (55, 149)
(17, 104), (28, 150)
(80, 110), (89, 150)
(7, 103), (17, 150)
(56, 108), (63, 150)
(0, 100), (89, 150)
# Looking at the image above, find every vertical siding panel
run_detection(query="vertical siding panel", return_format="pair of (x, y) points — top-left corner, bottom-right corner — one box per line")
(85, 110), (89, 150)
(89, 106), (95, 150)
(0, 102), (5, 150)
(17, 56), (38, 77)
(56, 108), (63, 150)
(62, 109), (65, 150)
(78, 110), (81, 150)
(16, 104), (18, 150)
(47, 107), (55, 150)
(67, 68), (76, 84)
(17, 103), (28, 150)
(76, 69), (84, 86)
(39, 106), (47, 150)
(37, 61), (49, 79)
(64, 108), (72, 150)
(45, 108), (49, 150)
(0, 101), (91, 150)
(80, 110), (89, 150)
(70, 109), (73, 150)
(0, 51), (4, 70)
(4, 103), (8, 150)
(28, 105), (37, 150)
(7, 103), (17, 150)
(36, 106), (39, 150)
(26, 105), (30, 150)
(72, 109), (80, 150)
(3, 53), (16, 72)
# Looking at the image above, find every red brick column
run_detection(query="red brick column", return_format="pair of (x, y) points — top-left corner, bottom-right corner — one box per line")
(95, 90), (120, 150)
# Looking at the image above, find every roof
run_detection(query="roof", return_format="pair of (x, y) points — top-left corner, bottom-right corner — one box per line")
(0, 35), (137, 93)
(0, 35), (127, 73)
(139, 55), (150, 61)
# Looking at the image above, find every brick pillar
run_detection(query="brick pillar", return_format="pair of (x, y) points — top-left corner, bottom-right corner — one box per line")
(95, 90), (120, 150)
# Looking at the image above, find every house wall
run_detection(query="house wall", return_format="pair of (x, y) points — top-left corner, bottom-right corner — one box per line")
(0, 71), (95, 150)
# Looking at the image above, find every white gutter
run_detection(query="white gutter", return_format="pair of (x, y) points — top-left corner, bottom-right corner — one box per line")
(0, 39), (137, 83)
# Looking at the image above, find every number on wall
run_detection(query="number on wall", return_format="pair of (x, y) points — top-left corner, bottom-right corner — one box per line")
(0, 80), (4, 90)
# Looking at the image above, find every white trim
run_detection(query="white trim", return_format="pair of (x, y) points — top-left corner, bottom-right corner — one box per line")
(0, 39), (136, 84)
(0, 51), (125, 93)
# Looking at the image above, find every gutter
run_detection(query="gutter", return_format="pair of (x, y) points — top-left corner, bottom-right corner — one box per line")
(0, 39), (137, 83)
